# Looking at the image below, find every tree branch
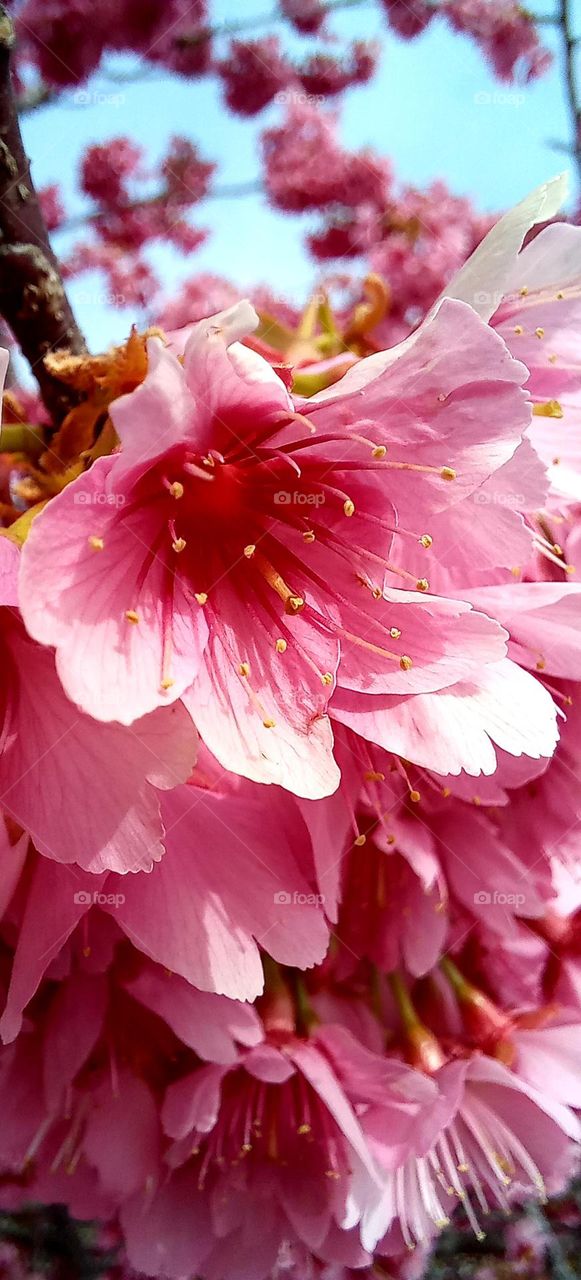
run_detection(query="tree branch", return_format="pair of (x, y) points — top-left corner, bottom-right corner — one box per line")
(53, 179), (262, 238)
(0, 7), (86, 423)
(557, 0), (581, 187)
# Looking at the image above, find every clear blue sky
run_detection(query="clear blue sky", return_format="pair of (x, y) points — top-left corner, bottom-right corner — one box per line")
(20, 0), (579, 349)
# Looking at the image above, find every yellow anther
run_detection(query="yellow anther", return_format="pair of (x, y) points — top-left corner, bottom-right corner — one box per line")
(442, 787), (451, 798)
(365, 770), (385, 782)
(343, 498), (355, 517)
(303, 530), (315, 543)
(297, 1124), (311, 1135)
(244, 544), (256, 559)
(286, 595), (304, 614)
(172, 537), (186, 554)
(441, 467), (456, 481)
(275, 638), (287, 653)
(536, 657), (546, 671)
(519, 286), (529, 296)
(161, 677), (175, 690)
(556, 291), (565, 299)
(354, 834), (366, 846)
(399, 655), (413, 671)
(472, 795), (482, 806)
(548, 353), (558, 363)
(416, 578), (429, 592)
(239, 662), (250, 677)
(532, 399), (563, 418)
(169, 481), (184, 499)
(535, 327), (545, 339)
(513, 325), (524, 335)
(195, 592), (208, 605)
(125, 610), (139, 624)
(88, 535), (104, 551)
(372, 444), (387, 458)
(390, 627), (402, 639)
(321, 672), (333, 686)
(409, 789), (421, 804)
(263, 717), (276, 729)
(419, 534), (433, 548)
(372, 586), (383, 600)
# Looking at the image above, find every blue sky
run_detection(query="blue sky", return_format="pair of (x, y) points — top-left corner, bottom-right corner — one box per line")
(20, 0), (577, 348)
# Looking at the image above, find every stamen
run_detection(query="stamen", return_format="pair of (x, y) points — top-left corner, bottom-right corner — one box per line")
(183, 460), (214, 482)
(532, 400), (563, 419)
(125, 610), (139, 624)
(275, 638), (287, 653)
(253, 550), (305, 615)
(88, 535), (104, 551)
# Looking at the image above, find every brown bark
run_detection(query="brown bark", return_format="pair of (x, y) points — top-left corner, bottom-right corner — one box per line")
(0, 7), (86, 424)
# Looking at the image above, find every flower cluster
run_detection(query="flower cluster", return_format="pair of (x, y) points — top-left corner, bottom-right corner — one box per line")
(1, 177), (581, 1279)
(14, 0), (552, 314)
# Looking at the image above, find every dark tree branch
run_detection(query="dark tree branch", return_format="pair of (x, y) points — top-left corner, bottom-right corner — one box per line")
(0, 7), (86, 423)
(557, 0), (581, 187)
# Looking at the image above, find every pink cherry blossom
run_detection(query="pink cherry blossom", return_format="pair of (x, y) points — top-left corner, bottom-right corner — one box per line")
(0, 772), (330, 1028)
(0, 537), (197, 874)
(373, 1054), (580, 1256)
(19, 296), (549, 794)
